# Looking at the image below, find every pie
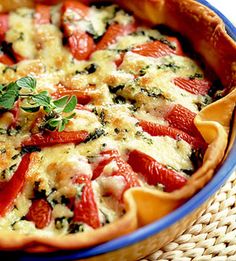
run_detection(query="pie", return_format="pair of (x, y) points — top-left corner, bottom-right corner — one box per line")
(0, 0), (235, 252)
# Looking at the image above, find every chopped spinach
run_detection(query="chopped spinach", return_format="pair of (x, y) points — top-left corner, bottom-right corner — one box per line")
(60, 195), (70, 205)
(114, 128), (120, 134)
(0, 148), (6, 154)
(157, 62), (180, 73)
(33, 181), (47, 199)
(189, 72), (203, 80)
(21, 146), (41, 154)
(159, 38), (176, 50)
(84, 63), (97, 74)
(84, 128), (105, 143)
(68, 223), (84, 233)
(140, 87), (166, 99)
(2, 66), (17, 74)
(11, 153), (20, 160)
(113, 95), (126, 104)
(55, 217), (67, 230)
(190, 149), (203, 170)
(139, 65), (150, 76)
(9, 164), (17, 172)
(100, 209), (110, 225)
(75, 63), (98, 75)
(108, 84), (125, 94)
(135, 131), (153, 145)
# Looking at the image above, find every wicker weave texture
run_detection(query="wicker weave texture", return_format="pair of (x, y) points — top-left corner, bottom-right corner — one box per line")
(142, 171), (236, 261)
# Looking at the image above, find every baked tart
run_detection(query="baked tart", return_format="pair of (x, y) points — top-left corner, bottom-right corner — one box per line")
(0, 0), (235, 252)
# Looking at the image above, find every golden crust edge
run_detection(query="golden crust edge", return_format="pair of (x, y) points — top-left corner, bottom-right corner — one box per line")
(0, 0), (235, 252)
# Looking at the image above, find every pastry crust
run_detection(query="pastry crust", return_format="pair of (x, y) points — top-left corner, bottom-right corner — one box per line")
(0, 0), (235, 252)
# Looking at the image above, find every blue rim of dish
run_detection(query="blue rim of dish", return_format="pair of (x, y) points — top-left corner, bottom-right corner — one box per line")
(2, 1), (236, 260)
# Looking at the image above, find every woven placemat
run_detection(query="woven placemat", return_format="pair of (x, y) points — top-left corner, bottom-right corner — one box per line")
(141, 170), (236, 261)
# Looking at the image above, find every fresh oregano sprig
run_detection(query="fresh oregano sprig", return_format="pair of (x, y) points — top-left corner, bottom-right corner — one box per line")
(0, 76), (77, 132)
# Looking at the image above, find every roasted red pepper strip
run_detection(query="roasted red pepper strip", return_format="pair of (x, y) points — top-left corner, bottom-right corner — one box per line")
(13, 52), (25, 63)
(73, 175), (100, 229)
(0, 153), (31, 217)
(96, 23), (137, 50)
(22, 130), (88, 147)
(0, 53), (14, 65)
(9, 100), (20, 129)
(68, 30), (95, 60)
(112, 156), (140, 189)
(35, 4), (51, 24)
(139, 120), (206, 150)
(53, 87), (91, 105)
(131, 36), (183, 58)
(76, 104), (91, 111)
(165, 104), (202, 138)
(128, 150), (187, 192)
(92, 150), (119, 180)
(0, 14), (25, 62)
(61, 1), (95, 60)
(0, 14), (8, 42)
(93, 150), (140, 191)
(173, 77), (211, 95)
(26, 199), (52, 229)
(61, 0), (89, 18)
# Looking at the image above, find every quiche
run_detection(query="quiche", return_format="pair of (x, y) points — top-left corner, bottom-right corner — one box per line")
(0, 0), (235, 252)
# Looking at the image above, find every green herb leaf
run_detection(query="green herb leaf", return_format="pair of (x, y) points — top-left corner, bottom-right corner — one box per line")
(0, 76), (77, 132)
(47, 118), (61, 127)
(0, 84), (4, 92)
(58, 120), (66, 132)
(16, 76), (36, 90)
(63, 95), (77, 113)
(31, 91), (52, 108)
(53, 96), (69, 108)
(64, 112), (76, 120)
(0, 84), (19, 109)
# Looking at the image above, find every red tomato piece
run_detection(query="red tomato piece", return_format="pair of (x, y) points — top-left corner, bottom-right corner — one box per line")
(128, 150), (187, 192)
(0, 53), (14, 65)
(0, 154), (31, 217)
(35, 4), (51, 24)
(96, 23), (137, 50)
(62, 0), (89, 18)
(22, 130), (88, 147)
(26, 199), (52, 229)
(139, 120), (206, 150)
(165, 104), (202, 138)
(68, 31), (95, 60)
(173, 77), (211, 95)
(0, 14), (8, 42)
(131, 36), (183, 58)
(73, 175), (100, 229)
(53, 87), (91, 105)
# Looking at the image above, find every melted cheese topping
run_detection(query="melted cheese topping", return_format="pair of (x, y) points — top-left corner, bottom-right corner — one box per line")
(0, 3), (213, 235)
